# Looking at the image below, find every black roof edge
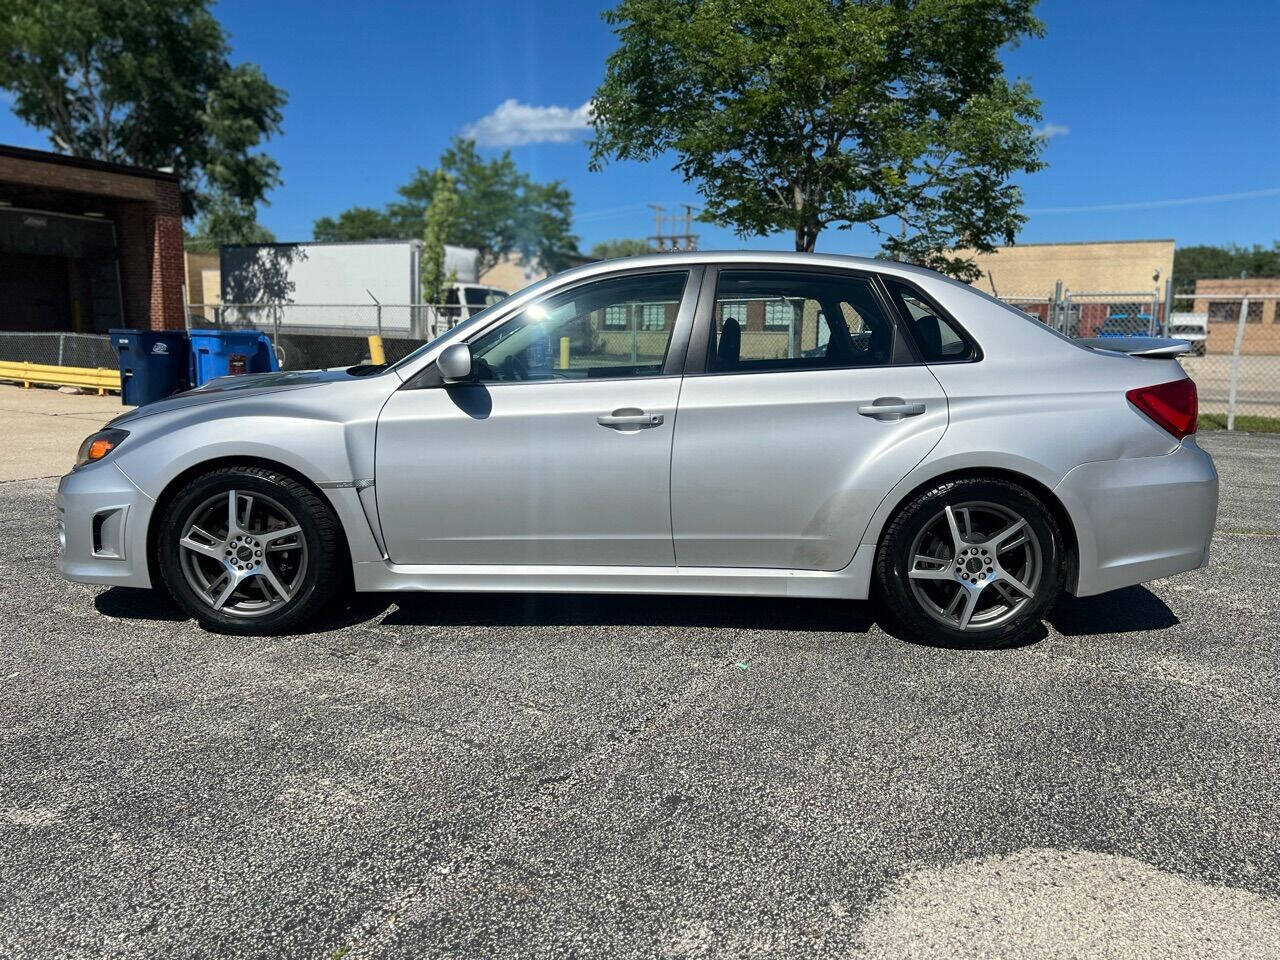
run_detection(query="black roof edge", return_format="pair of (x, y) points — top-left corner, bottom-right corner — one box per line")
(0, 143), (179, 183)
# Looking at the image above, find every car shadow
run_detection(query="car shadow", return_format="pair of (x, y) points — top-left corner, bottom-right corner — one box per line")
(91, 584), (1178, 646)
(92, 585), (881, 636)
(94, 586), (188, 622)
(1047, 585), (1180, 636)
(375, 591), (881, 634)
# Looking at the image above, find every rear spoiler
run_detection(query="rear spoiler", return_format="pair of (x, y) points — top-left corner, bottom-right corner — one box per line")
(1077, 336), (1192, 358)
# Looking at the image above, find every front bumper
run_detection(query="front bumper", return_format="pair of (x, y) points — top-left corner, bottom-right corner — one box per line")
(1055, 439), (1218, 597)
(57, 462), (155, 588)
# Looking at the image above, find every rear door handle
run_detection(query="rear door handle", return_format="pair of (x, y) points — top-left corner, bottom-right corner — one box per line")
(857, 397), (926, 421)
(598, 408), (664, 429)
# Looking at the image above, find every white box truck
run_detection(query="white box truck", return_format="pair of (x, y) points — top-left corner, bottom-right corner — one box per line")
(219, 239), (509, 340)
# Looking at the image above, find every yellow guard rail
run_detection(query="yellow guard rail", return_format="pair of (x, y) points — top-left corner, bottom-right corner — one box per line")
(0, 361), (120, 395)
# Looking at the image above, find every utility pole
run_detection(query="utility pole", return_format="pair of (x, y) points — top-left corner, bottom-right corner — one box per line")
(647, 204), (666, 252)
(646, 203), (699, 252)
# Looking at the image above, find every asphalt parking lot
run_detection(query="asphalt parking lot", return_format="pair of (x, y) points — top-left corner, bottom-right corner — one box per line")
(1, 390), (1279, 958)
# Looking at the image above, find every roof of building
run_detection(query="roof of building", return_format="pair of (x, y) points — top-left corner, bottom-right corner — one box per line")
(0, 143), (179, 183)
(979, 238), (1176, 250)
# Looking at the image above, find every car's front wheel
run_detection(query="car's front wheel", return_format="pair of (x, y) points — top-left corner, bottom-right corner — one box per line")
(876, 477), (1064, 649)
(156, 465), (347, 634)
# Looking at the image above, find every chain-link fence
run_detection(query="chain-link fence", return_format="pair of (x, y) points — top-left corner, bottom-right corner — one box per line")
(1169, 292), (1280, 426)
(189, 303), (475, 372)
(997, 287), (1278, 426)
(0, 331), (116, 368)
(2, 288), (1277, 430)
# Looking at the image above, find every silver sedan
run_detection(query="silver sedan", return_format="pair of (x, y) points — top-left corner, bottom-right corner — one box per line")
(58, 252), (1217, 648)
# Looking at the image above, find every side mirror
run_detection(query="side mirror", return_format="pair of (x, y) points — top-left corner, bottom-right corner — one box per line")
(436, 342), (473, 382)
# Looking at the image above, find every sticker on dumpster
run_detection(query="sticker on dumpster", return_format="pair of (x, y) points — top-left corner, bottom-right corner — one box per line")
(151, 343), (169, 355)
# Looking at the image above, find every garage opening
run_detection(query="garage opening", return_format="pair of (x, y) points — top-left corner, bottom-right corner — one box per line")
(0, 206), (124, 333)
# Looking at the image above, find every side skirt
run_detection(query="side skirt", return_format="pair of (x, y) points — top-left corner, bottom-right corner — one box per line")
(353, 544), (877, 600)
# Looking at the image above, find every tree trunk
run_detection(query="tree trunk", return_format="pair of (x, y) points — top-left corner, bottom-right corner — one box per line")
(792, 185), (820, 252)
(793, 220), (819, 253)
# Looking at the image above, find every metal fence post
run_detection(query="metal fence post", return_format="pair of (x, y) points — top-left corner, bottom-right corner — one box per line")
(1052, 280), (1063, 332)
(631, 312), (638, 365)
(57, 334), (65, 367)
(1226, 295), (1249, 431)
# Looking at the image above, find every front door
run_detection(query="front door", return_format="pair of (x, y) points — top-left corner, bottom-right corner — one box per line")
(376, 268), (699, 566)
(670, 267), (949, 570)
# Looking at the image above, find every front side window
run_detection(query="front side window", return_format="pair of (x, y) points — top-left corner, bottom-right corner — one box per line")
(469, 271), (688, 382)
(706, 270), (899, 373)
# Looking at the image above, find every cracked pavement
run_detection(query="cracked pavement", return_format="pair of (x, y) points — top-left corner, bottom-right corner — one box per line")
(0, 429), (1277, 958)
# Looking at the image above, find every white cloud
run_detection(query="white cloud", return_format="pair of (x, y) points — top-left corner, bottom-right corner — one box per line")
(1034, 122), (1070, 140)
(461, 99), (593, 147)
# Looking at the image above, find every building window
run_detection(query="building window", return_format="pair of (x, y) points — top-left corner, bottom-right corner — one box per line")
(764, 298), (797, 328)
(720, 301), (747, 326)
(1208, 301), (1262, 324)
(640, 302), (666, 330)
(604, 304), (628, 329)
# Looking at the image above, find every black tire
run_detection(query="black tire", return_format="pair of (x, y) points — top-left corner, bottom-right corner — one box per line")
(156, 465), (349, 634)
(875, 476), (1064, 649)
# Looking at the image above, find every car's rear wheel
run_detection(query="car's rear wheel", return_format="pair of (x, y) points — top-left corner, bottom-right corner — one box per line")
(157, 465), (347, 634)
(876, 477), (1064, 649)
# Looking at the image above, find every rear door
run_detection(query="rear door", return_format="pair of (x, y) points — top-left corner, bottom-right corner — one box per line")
(670, 267), (949, 570)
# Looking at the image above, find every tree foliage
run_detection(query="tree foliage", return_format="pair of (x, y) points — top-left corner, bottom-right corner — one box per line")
(1172, 243), (1280, 293)
(0, 0), (286, 242)
(421, 172), (460, 304)
(313, 138), (580, 275)
(590, 0), (1045, 280)
(590, 237), (649, 259)
(184, 222), (274, 255)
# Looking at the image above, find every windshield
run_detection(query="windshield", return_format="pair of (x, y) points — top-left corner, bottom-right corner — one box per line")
(389, 275), (560, 373)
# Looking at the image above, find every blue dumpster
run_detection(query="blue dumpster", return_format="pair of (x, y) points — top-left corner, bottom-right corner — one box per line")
(109, 329), (191, 406)
(188, 329), (279, 387)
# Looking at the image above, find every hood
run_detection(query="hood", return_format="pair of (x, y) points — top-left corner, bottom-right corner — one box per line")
(107, 367), (393, 427)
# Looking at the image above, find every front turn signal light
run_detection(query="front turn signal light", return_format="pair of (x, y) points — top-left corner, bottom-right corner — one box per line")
(75, 428), (129, 469)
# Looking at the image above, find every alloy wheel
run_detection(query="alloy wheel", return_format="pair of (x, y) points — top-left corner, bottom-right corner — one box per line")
(906, 501), (1043, 632)
(177, 490), (308, 617)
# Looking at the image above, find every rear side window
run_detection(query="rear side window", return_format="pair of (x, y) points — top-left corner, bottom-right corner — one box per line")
(705, 270), (903, 373)
(885, 280), (975, 362)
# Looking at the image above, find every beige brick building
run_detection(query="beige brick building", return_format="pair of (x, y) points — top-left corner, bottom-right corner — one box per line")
(961, 239), (1174, 299)
(1192, 276), (1280, 355)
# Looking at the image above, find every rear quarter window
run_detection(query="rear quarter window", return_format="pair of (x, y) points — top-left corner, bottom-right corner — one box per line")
(885, 280), (976, 362)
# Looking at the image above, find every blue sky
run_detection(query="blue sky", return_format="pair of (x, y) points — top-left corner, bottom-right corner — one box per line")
(2, 0), (1277, 254)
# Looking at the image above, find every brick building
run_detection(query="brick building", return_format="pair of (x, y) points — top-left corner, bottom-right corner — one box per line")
(0, 144), (185, 333)
(958, 239), (1175, 336)
(1193, 276), (1280, 355)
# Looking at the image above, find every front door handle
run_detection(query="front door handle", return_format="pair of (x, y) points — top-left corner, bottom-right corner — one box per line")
(598, 408), (664, 430)
(857, 397), (926, 421)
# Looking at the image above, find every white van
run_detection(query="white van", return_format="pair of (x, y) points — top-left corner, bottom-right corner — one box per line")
(1168, 313), (1208, 356)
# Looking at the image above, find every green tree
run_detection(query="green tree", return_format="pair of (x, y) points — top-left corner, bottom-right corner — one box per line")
(183, 221), (275, 254)
(1172, 243), (1280, 293)
(590, 0), (1045, 280)
(590, 237), (649, 259)
(313, 207), (398, 242)
(313, 138), (580, 274)
(421, 171), (460, 304)
(0, 0), (286, 241)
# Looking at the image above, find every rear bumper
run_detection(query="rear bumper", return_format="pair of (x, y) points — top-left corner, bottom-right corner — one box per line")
(1055, 439), (1217, 597)
(56, 462), (154, 588)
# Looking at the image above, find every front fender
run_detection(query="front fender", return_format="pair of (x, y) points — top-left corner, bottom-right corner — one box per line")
(108, 377), (394, 569)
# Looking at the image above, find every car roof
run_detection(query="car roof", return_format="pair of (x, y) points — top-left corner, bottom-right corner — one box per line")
(563, 250), (959, 287)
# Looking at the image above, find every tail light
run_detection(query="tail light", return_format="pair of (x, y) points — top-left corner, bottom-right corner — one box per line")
(1126, 378), (1198, 440)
